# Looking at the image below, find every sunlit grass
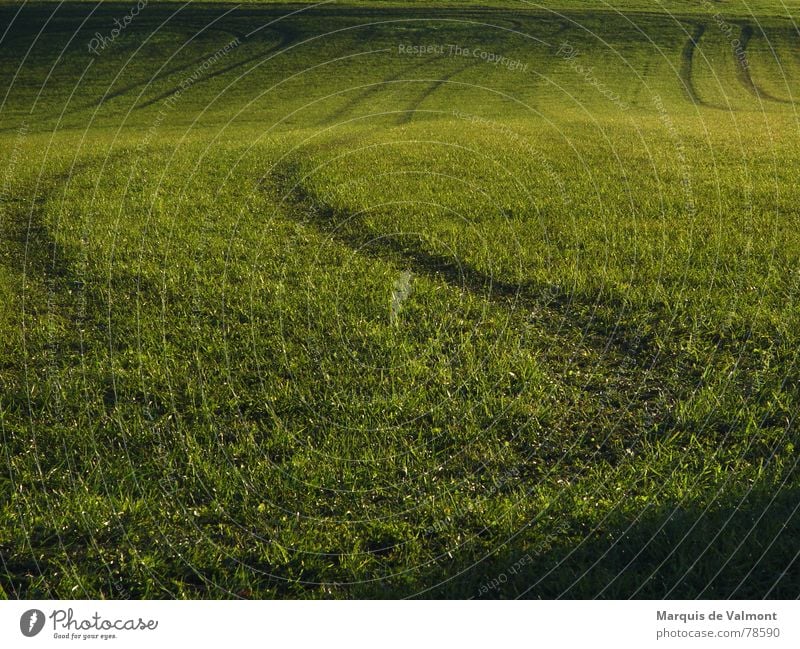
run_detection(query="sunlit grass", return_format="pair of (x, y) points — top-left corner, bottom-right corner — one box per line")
(1, 2), (798, 598)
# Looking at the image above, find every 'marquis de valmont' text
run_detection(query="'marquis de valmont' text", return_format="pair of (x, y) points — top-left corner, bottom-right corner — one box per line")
(657, 610), (778, 623)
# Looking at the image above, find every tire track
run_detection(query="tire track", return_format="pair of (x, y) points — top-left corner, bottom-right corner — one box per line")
(134, 31), (291, 110)
(90, 20), (263, 110)
(3, 156), (127, 403)
(734, 24), (794, 104)
(265, 164), (697, 452)
(319, 50), (452, 127)
(88, 47), (234, 111)
(0, 16), (284, 124)
(323, 17), (558, 128)
(396, 56), (485, 125)
(679, 24), (709, 106)
(398, 40), (538, 126)
(1, 153), (157, 600)
(9, 157), (120, 284)
(398, 17), (560, 126)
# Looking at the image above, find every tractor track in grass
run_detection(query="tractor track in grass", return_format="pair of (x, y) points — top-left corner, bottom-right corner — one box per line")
(5, 151), (136, 324)
(1, 159), (115, 416)
(134, 30), (292, 110)
(394, 16), (570, 125)
(0, 23), (287, 127)
(396, 22), (548, 126)
(8, 160), (107, 289)
(319, 51), (453, 127)
(734, 24), (794, 105)
(679, 24), (710, 107)
(320, 16), (548, 128)
(265, 166), (701, 455)
(87, 25), (275, 112)
(83, 47), (239, 113)
(396, 56), (488, 125)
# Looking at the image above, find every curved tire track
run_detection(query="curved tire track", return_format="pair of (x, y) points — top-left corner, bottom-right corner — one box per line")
(323, 17), (560, 128)
(679, 24), (709, 106)
(134, 31), (291, 110)
(318, 51), (452, 127)
(398, 18), (563, 125)
(91, 18), (270, 110)
(734, 24), (794, 104)
(398, 41), (540, 126)
(396, 56), (485, 125)
(266, 164), (699, 451)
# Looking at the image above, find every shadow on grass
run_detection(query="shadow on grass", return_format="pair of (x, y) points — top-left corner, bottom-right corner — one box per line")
(396, 484), (800, 599)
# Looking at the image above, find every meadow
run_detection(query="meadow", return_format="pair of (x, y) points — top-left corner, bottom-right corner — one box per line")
(1, 0), (799, 598)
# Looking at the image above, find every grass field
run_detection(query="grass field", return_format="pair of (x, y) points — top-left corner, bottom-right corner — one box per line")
(1, 1), (799, 599)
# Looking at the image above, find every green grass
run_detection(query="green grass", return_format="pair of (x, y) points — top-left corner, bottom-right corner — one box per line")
(10, 1), (800, 17)
(1, 1), (799, 598)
